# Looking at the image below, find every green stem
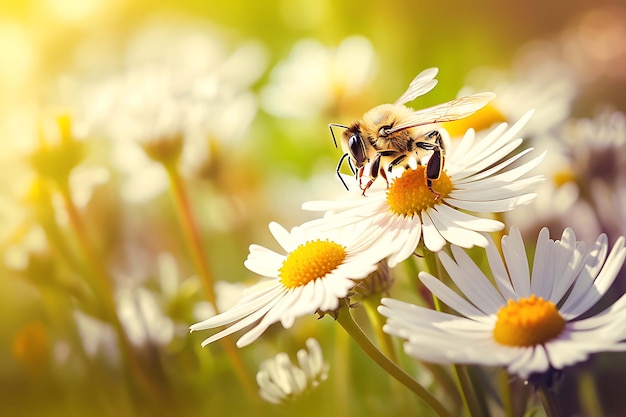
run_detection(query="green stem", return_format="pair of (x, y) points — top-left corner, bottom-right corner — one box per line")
(335, 300), (452, 417)
(578, 370), (602, 417)
(164, 165), (217, 310)
(333, 322), (351, 417)
(538, 384), (562, 417)
(58, 183), (167, 404)
(498, 369), (515, 417)
(362, 296), (412, 409)
(362, 296), (397, 362)
(452, 365), (486, 417)
(422, 249), (484, 417)
(163, 164), (257, 400)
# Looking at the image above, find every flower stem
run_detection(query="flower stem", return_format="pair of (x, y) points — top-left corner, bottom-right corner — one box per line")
(362, 296), (397, 362)
(335, 299), (452, 417)
(422, 249), (485, 417)
(497, 369), (515, 417)
(163, 164), (256, 399)
(333, 323), (351, 417)
(451, 364), (486, 417)
(58, 182), (167, 404)
(578, 370), (603, 417)
(164, 164), (217, 310)
(362, 296), (412, 409)
(538, 384), (563, 417)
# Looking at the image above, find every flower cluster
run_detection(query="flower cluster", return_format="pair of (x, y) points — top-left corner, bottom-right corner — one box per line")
(190, 65), (626, 413)
(256, 338), (329, 404)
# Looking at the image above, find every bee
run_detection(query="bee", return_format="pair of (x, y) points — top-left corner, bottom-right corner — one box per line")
(329, 68), (495, 195)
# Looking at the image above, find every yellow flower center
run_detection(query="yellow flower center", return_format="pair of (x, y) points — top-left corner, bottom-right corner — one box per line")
(552, 169), (577, 188)
(443, 102), (507, 137)
(279, 240), (347, 289)
(386, 166), (453, 217)
(493, 295), (566, 347)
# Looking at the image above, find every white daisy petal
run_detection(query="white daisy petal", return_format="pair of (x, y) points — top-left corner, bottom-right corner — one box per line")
(269, 221), (297, 252)
(244, 245), (285, 277)
(445, 193), (537, 213)
(419, 272), (487, 318)
(190, 221), (392, 347)
(421, 211), (446, 252)
(563, 236), (626, 316)
(484, 234), (516, 299)
(302, 110), (541, 264)
(444, 246), (506, 313)
(380, 227), (626, 380)
(427, 207), (489, 248)
(432, 203), (503, 232)
(257, 337), (328, 404)
(502, 227), (531, 297)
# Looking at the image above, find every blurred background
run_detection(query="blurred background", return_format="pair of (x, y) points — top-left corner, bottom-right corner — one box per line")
(2, 0), (626, 416)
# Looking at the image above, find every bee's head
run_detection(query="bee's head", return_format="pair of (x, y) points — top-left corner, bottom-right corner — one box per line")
(342, 126), (367, 168)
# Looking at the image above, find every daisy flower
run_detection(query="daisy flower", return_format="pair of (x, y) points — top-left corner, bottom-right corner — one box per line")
(505, 110), (626, 244)
(444, 43), (578, 138)
(80, 19), (267, 202)
(260, 36), (377, 119)
(257, 338), (329, 404)
(190, 221), (394, 347)
(303, 110), (545, 266)
(379, 226), (626, 380)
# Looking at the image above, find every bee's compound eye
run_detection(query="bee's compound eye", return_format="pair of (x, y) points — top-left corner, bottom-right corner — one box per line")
(348, 134), (366, 165)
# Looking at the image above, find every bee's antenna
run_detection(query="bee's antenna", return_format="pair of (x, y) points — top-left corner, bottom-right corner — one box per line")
(328, 123), (348, 148)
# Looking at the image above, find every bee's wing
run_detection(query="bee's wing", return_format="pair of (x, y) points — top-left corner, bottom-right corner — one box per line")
(388, 92), (496, 133)
(393, 67), (439, 106)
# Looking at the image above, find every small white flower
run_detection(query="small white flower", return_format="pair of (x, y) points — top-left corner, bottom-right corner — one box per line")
(257, 338), (329, 404)
(303, 111), (545, 266)
(80, 20), (267, 202)
(446, 44), (578, 138)
(505, 110), (626, 244)
(190, 221), (394, 347)
(379, 226), (626, 380)
(117, 286), (175, 347)
(260, 36), (377, 119)
(560, 110), (626, 187)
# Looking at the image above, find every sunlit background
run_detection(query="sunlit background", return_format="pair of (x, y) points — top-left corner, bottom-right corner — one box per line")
(2, 0), (626, 416)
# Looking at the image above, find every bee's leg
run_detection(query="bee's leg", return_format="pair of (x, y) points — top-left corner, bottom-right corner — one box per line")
(426, 148), (444, 199)
(336, 152), (351, 191)
(387, 154), (407, 173)
(416, 131), (446, 197)
(359, 153), (382, 196)
(416, 130), (444, 153)
(356, 165), (365, 187)
(418, 130), (444, 151)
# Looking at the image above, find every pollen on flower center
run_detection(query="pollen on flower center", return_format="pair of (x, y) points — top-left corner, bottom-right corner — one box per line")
(386, 166), (453, 217)
(279, 240), (347, 289)
(493, 295), (565, 347)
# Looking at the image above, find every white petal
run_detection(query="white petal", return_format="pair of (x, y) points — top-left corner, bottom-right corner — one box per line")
(564, 236), (626, 317)
(421, 211), (446, 251)
(427, 207), (489, 248)
(190, 283), (284, 330)
(501, 227), (531, 297)
(269, 222), (296, 252)
(432, 203), (503, 232)
(419, 272), (487, 318)
(484, 233), (516, 299)
(446, 193), (537, 212)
